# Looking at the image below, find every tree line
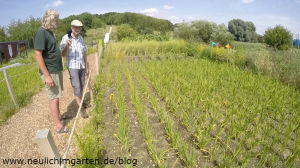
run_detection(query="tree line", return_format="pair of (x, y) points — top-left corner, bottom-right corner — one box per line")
(0, 12), (293, 50)
(0, 12), (173, 47)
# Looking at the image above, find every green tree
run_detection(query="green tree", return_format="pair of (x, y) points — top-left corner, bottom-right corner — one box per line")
(91, 18), (105, 28)
(0, 27), (6, 41)
(117, 24), (137, 40)
(264, 25), (292, 50)
(228, 19), (257, 42)
(7, 17), (41, 46)
(174, 21), (233, 45)
(99, 12), (173, 34)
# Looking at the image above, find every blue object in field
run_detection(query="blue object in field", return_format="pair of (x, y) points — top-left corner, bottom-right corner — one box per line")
(296, 39), (299, 47)
(211, 41), (218, 47)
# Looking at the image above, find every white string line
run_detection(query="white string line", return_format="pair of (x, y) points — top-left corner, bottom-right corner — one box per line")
(60, 70), (91, 167)
(0, 63), (37, 83)
(8, 66), (37, 78)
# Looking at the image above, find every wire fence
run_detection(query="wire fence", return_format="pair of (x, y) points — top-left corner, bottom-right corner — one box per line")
(0, 63), (40, 115)
(8, 66), (37, 79)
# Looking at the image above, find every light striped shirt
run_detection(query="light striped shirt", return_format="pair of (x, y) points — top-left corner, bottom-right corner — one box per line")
(60, 34), (86, 69)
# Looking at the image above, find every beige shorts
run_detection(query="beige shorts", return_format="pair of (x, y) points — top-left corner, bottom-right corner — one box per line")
(40, 71), (63, 99)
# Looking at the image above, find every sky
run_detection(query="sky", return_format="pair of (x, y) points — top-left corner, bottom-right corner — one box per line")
(0, 0), (300, 36)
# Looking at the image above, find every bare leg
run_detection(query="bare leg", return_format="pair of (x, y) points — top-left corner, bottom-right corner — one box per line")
(49, 98), (62, 131)
(75, 96), (81, 107)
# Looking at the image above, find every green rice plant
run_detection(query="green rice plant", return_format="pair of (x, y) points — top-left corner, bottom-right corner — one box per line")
(130, 63), (198, 168)
(137, 58), (300, 167)
(114, 59), (130, 156)
(75, 73), (104, 168)
(102, 40), (300, 167)
(123, 61), (167, 168)
(104, 40), (191, 58)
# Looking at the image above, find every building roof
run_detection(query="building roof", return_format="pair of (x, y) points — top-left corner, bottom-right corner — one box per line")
(0, 40), (28, 45)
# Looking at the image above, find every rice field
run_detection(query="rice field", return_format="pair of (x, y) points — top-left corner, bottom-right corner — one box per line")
(78, 41), (300, 167)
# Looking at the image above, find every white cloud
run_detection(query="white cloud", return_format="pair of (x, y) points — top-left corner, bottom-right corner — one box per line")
(187, 16), (195, 21)
(167, 16), (180, 23)
(251, 15), (300, 35)
(242, 0), (254, 4)
(53, 0), (63, 7)
(163, 5), (174, 10)
(140, 8), (159, 16)
(167, 16), (198, 24)
(45, 0), (64, 8)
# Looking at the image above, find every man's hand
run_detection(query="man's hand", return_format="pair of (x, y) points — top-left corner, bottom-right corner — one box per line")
(62, 39), (72, 57)
(35, 50), (52, 86)
(67, 39), (71, 47)
(45, 75), (54, 87)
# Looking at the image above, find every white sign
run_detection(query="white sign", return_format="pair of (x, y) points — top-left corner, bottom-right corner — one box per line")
(104, 33), (110, 44)
(8, 44), (13, 57)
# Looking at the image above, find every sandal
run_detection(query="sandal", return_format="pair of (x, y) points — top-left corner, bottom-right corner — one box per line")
(82, 103), (91, 109)
(57, 126), (69, 133)
(60, 114), (71, 120)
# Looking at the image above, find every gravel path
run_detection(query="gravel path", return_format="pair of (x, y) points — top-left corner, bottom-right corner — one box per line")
(0, 53), (98, 168)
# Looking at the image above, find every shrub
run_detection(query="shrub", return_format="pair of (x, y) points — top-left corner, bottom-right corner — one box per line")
(211, 24), (234, 46)
(264, 25), (292, 50)
(117, 24), (137, 41)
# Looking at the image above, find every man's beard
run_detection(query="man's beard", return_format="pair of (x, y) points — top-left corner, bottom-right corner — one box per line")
(72, 31), (80, 35)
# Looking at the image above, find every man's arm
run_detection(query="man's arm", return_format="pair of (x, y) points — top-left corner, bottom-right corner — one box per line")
(34, 50), (54, 87)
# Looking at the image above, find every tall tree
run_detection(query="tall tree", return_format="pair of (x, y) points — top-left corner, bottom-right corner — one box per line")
(7, 17), (41, 46)
(228, 19), (257, 42)
(0, 27), (6, 41)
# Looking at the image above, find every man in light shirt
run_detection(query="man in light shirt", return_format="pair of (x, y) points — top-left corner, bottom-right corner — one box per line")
(60, 20), (88, 118)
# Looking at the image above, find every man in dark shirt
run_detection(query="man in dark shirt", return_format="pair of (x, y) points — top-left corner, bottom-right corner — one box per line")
(34, 9), (68, 133)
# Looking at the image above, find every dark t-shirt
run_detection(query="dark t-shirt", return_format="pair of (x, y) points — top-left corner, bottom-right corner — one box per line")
(34, 27), (62, 74)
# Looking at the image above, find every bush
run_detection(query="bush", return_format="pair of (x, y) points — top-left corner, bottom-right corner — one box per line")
(117, 24), (137, 41)
(211, 24), (234, 46)
(264, 25), (292, 50)
(174, 23), (198, 42)
(191, 20), (217, 43)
